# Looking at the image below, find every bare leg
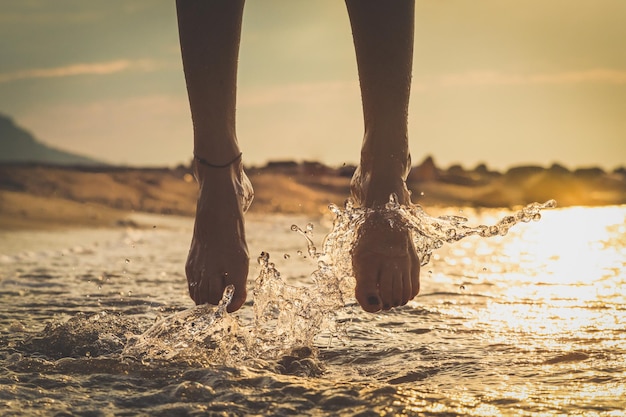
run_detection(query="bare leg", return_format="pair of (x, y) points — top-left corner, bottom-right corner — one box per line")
(345, 0), (420, 312)
(176, 0), (251, 312)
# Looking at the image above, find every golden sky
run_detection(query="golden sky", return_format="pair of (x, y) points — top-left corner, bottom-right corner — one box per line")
(1, 0), (625, 169)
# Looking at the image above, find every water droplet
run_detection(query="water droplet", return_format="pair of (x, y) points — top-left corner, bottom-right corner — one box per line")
(244, 197), (555, 363)
(125, 258), (130, 263)
(257, 251), (270, 265)
(532, 213), (542, 221)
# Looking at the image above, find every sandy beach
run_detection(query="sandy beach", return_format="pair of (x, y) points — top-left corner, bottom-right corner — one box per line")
(1, 160), (624, 230)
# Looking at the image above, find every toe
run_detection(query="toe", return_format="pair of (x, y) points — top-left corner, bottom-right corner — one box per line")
(392, 275), (404, 307)
(225, 266), (248, 313)
(227, 286), (247, 313)
(190, 278), (210, 305)
(354, 262), (382, 313)
(356, 291), (382, 313)
(186, 260), (207, 305)
(379, 267), (395, 310)
(401, 265), (412, 305)
(410, 261), (420, 299)
(206, 275), (225, 306)
(408, 236), (420, 300)
(188, 281), (202, 304)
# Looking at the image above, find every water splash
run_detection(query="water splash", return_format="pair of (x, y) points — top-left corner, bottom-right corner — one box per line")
(125, 197), (556, 364)
(390, 196), (557, 266)
(122, 285), (246, 366)
(250, 197), (557, 353)
(322, 196), (556, 279)
(252, 249), (345, 359)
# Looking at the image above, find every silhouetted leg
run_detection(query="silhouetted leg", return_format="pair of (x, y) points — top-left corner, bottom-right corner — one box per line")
(345, 0), (420, 312)
(176, 0), (251, 312)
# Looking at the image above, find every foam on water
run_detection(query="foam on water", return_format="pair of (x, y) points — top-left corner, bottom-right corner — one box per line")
(122, 197), (557, 364)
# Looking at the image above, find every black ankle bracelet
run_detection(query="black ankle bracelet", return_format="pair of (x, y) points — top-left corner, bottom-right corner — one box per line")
(194, 152), (242, 168)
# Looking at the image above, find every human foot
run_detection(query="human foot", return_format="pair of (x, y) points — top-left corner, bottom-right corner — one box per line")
(350, 165), (420, 313)
(186, 156), (253, 312)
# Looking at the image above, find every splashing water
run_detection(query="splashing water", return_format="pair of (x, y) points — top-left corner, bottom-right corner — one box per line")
(251, 197), (557, 351)
(126, 197), (557, 364)
(7, 202), (626, 416)
(122, 285), (245, 366)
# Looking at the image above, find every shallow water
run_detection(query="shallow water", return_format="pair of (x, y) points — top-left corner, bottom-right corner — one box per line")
(1, 205), (625, 416)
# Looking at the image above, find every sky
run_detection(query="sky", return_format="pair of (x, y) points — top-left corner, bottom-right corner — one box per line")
(1, 0), (625, 170)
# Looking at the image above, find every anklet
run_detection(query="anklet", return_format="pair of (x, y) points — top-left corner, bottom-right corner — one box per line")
(194, 152), (242, 168)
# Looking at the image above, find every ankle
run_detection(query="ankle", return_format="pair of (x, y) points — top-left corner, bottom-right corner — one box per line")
(193, 130), (241, 167)
(350, 165), (411, 208)
(193, 156), (254, 213)
(359, 132), (410, 174)
(194, 152), (242, 169)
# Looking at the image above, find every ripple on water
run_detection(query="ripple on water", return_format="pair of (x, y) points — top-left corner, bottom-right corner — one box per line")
(17, 197), (557, 367)
(4, 201), (624, 416)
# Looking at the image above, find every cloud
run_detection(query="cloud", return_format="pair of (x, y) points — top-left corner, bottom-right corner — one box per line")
(236, 68), (626, 107)
(0, 10), (100, 24)
(417, 68), (626, 89)
(0, 59), (161, 83)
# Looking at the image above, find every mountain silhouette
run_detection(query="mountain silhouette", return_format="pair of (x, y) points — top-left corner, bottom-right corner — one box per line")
(0, 114), (105, 165)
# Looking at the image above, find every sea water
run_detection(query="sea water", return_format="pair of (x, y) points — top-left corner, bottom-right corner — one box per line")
(0, 203), (624, 416)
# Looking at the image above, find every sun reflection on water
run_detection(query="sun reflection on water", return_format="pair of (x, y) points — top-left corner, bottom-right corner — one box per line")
(468, 206), (625, 350)
(2, 203), (624, 416)
(502, 206), (626, 284)
(408, 205), (626, 414)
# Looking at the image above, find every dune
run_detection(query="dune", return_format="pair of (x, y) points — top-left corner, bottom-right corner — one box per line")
(0, 164), (349, 230)
(0, 159), (624, 230)
(0, 190), (131, 230)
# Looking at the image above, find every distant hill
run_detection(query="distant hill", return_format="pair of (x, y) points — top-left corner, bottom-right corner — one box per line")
(0, 114), (105, 166)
